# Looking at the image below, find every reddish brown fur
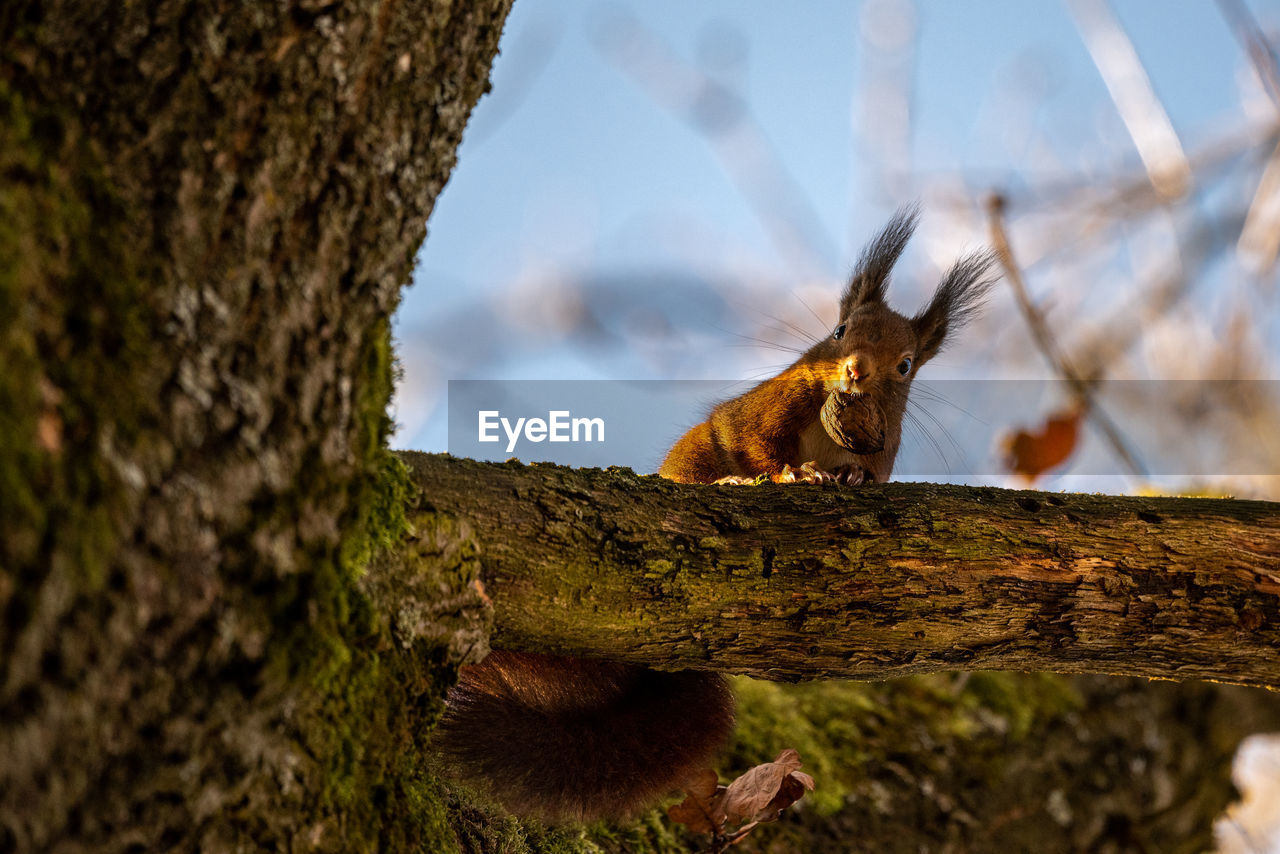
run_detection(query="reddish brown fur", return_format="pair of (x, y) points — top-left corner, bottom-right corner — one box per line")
(661, 208), (994, 485)
(435, 208), (994, 823)
(436, 652), (733, 822)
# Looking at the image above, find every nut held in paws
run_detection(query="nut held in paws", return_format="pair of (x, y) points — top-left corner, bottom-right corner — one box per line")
(820, 391), (886, 455)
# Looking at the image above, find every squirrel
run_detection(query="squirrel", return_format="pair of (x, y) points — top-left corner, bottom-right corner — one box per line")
(434, 207), (996, 823)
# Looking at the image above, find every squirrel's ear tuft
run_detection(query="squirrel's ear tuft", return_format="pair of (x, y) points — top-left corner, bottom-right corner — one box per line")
(840, 204), (920, 318)
(912, 250), (998, 364)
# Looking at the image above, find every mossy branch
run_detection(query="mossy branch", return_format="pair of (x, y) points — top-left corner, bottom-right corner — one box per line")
(396, 452), (1280, 689)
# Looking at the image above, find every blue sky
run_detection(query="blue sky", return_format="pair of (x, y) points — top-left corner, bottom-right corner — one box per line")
(396, 0), (1279, 482)
(411, 1), (1253, 286)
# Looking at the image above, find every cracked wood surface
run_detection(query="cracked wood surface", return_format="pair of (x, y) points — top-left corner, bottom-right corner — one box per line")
(399, 452), (1280, 688)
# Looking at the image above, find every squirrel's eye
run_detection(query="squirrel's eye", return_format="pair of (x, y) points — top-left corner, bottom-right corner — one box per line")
(832, 324), (846, 341)
(897, 357), (912, 375)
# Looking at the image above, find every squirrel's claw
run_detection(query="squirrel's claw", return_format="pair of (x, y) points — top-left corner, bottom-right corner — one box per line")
(771, 462), (871, 485)
(715, 462), (872, 486)
(831, 464), (872, 486)
(772, 462), (836, 484)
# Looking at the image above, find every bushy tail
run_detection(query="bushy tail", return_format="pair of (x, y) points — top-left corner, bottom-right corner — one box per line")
(434, 650), (735, 822)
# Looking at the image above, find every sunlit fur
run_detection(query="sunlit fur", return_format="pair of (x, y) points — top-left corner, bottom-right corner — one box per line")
(661, 206), (996, 485)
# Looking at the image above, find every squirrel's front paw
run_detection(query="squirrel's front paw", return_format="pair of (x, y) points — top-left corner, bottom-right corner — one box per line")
(830, 464), (873, 486)
(772, 462), (838, 484)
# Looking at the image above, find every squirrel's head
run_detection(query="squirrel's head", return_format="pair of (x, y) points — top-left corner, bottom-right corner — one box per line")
(811, 206), (996, 399)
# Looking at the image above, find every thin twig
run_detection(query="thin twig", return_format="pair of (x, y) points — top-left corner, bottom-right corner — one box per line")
(985, 193), (1147, 478)
(1215, 0), (1280, 273)
(924, 121), (1276, 235)
(1068, 0), (1191, 199)
(725, 821), (760, 846)
(1216, 0), (1280, 113)
(1239, 138), (1280, 274)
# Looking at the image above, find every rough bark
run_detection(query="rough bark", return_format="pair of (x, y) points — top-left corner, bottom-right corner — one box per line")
(1, 2), (510, 851)
(401, 452), (1280, 688)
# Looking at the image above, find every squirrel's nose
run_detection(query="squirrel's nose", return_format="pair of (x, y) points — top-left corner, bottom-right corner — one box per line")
(845, 355), (869, 383)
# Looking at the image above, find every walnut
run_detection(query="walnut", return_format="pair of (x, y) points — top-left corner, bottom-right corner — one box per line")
(820, 391), (886, 455)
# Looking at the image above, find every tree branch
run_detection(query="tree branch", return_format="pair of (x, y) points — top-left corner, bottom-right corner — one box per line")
(399, 452), (1280, 689)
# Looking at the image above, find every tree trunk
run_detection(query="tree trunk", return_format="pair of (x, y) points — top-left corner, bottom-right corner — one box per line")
(399, 452), (1280, 688)
(1, 2), (510, 851)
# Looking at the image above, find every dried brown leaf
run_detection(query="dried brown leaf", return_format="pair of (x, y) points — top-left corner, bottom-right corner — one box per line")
(667, 797), (718, 835)
(720, 749), (813, 825)
(772, 749), (802, 773)
(1001, 407), (1082, 481)
(762, 772), (814, 819)
(684, 767), (721, 800)
(667, 769), (726, 835)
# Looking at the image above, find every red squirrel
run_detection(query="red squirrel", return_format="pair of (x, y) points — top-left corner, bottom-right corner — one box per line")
(435, 208), (995, 823)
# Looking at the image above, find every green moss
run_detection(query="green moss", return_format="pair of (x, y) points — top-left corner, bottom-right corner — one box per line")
(443, 786), (694, 854)
(644, 559), (676, 577)
(0, 79), (158, 613)
(719, 672), (1084, 849)
(280, 325), (463, 850)
(341, 442), (414, 578)
(956, 671), (1082, 740)
(729, 678), (882, 814)
(446, 794), (612, 854)
(220, 302), (464, 850)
